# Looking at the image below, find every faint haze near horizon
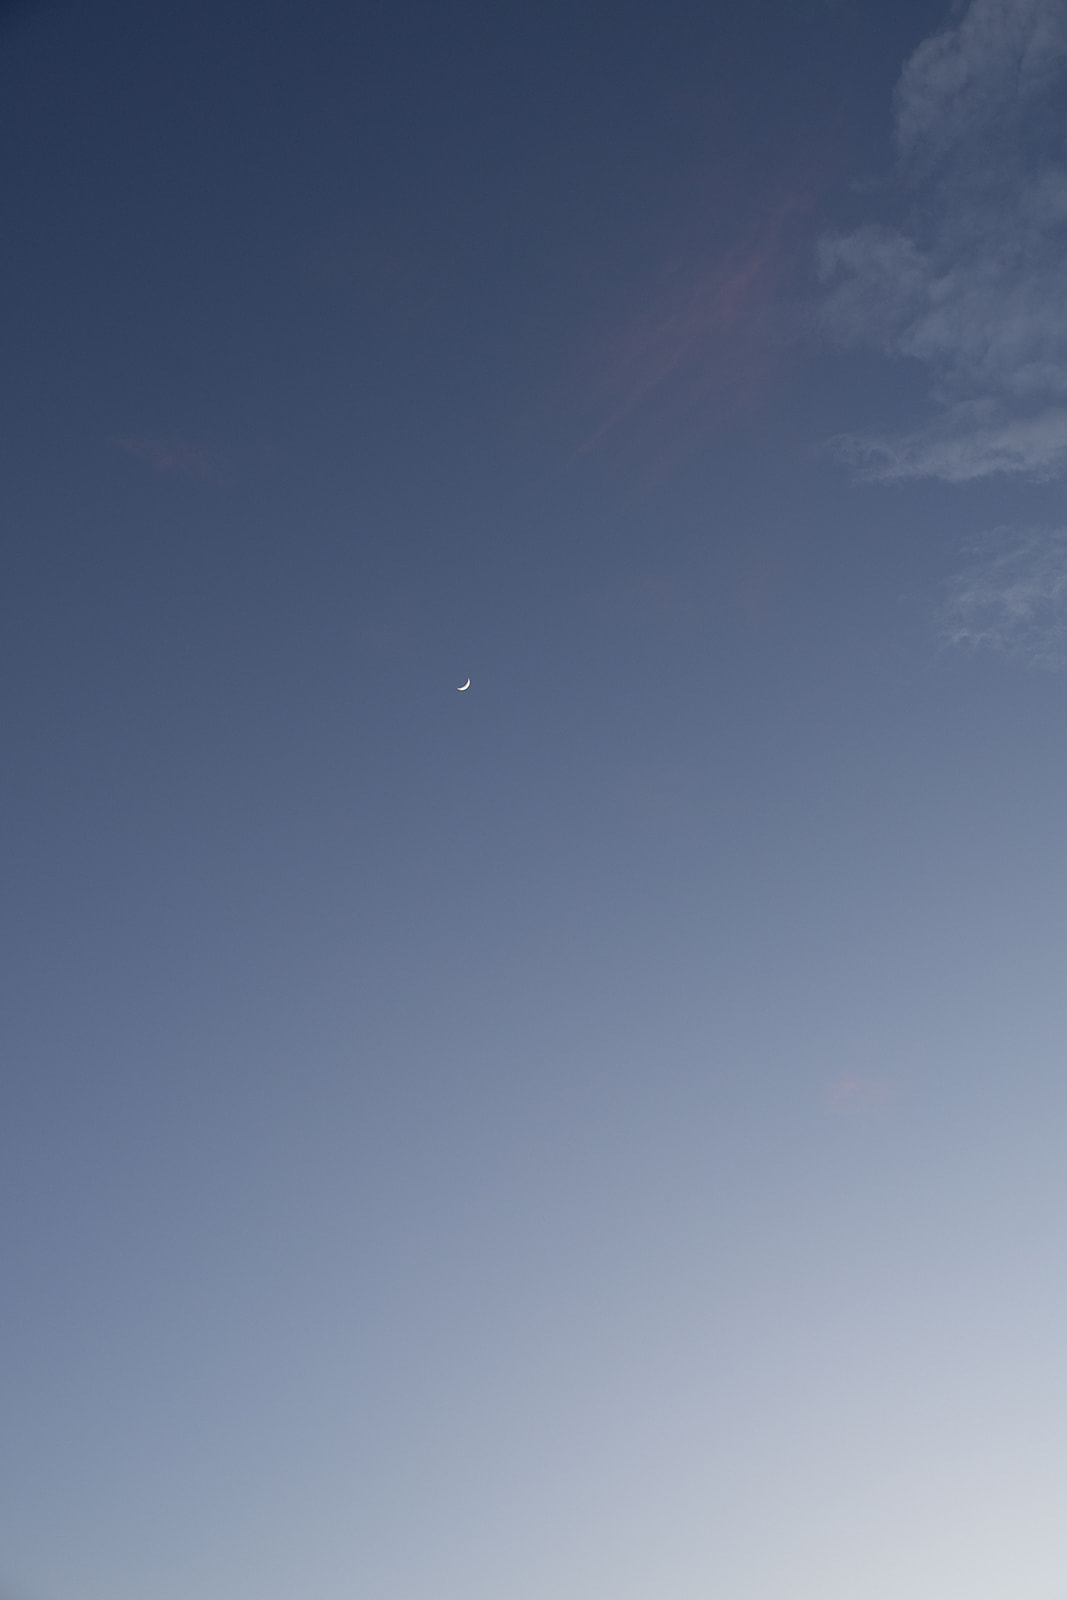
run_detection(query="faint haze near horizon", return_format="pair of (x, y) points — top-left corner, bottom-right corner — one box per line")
(2, 2), (1067, 1599)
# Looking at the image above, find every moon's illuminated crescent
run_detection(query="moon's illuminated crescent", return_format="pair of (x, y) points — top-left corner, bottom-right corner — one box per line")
(457, 678), (471, 691)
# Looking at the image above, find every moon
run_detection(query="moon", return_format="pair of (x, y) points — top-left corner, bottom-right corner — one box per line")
(457, 678), (471, 691)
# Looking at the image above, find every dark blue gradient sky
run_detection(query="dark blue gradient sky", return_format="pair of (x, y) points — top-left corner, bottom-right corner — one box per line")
(3, 3), (1067, 1597)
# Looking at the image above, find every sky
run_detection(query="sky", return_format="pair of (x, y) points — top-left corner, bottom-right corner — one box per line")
(2, 1), (1067, 1597)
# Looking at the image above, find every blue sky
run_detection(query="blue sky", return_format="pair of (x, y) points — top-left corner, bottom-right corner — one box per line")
(2, 2), (1067, 1597)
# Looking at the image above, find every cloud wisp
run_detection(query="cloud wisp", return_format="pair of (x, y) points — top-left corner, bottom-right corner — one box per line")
(110, 435), (227, 481)
(825, 1076), (895, 1116)
(578, 185), (815, 467)
(819, 0), (1067, 482)
(943, 524), (1067, 667)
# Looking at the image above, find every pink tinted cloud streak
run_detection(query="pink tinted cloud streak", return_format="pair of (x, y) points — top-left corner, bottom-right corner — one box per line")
(578, 184), (816, 462)
(826, 1076), (895, 1116)
(110, 435), (226, 481)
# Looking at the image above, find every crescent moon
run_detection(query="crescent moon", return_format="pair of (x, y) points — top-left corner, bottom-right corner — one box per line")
(457, 678), (471, 691)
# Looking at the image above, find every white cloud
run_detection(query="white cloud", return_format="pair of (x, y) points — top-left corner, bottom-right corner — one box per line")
(895, 0), (1067, 167)
(820, 0), (1067, 481)
(832, 404), (1067, 482)
(943, 526), (1067, 666)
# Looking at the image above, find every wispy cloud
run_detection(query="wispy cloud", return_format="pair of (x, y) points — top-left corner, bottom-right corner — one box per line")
(819, 0), (1067, 482)
(943, 525), (1067, 666)
(110, 435), (227, 481)
(826, 1076), (895, 1116)
(579, 185), (815, 462)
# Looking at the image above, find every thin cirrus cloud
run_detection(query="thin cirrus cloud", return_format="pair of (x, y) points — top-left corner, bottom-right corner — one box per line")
(825, 1076), (895, 1116)
(943, 524), (1067, 667)
(578, 185), (815, 467)
(818, 0), (1067, 483)
(110, 434), (227, 480)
